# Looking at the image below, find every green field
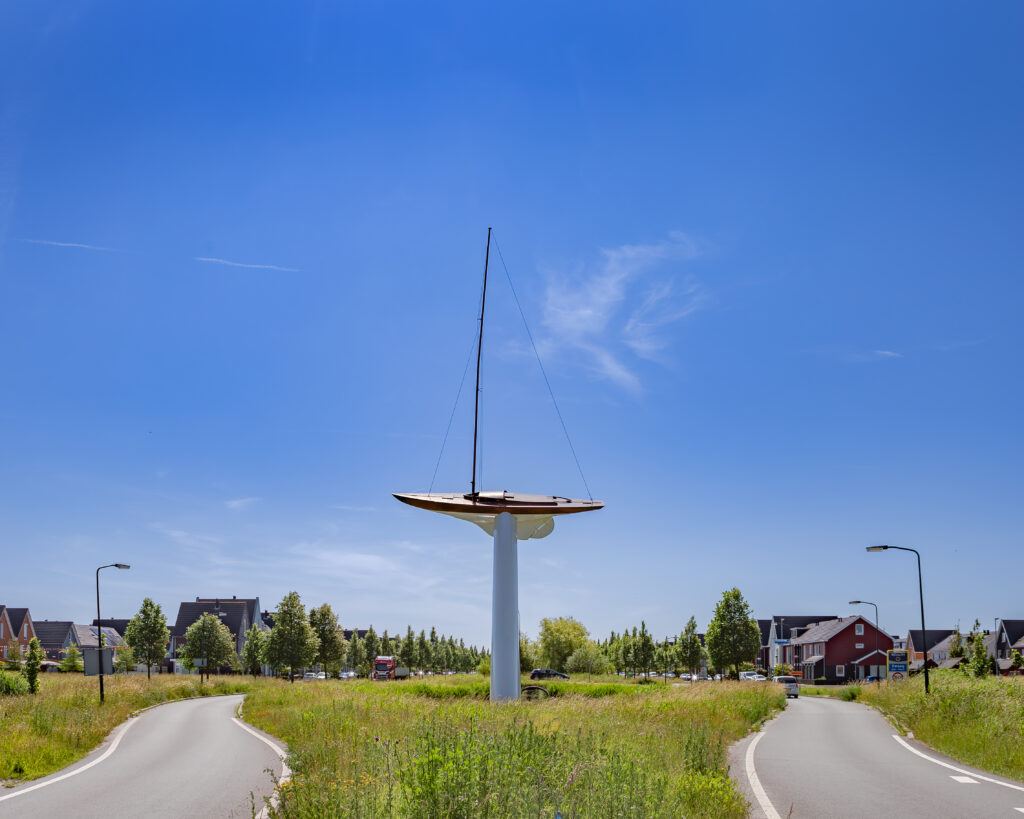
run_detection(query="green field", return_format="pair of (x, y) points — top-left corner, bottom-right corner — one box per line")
(801, 671), (1024, 782)
(243, 676), (784, 818)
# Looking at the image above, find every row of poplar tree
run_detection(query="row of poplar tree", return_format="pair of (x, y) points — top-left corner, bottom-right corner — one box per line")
(113, 591), (487, 683)
(520, 588), (765, 679)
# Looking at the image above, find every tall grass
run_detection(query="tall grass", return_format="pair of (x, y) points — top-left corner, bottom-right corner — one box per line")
(243, 679), (783, 817)
(0, 673), (264, 780)
(801, 672), (1024, 782)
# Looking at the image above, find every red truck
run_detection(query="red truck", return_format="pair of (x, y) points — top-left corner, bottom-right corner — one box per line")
(373, 656), (396, 680)
(373, 656), (411, 680)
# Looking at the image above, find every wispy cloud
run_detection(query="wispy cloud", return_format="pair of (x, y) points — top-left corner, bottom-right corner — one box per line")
(225, 497), (260, 511)
(840, 349), (904, 363)
(22, 238), (120, 252)
(872, 349), (902, 359)
(195, 256), (299, 272)
(542, 232), (705, 393)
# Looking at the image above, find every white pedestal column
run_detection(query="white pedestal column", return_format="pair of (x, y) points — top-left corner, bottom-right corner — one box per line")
(490, 511), (520, 701)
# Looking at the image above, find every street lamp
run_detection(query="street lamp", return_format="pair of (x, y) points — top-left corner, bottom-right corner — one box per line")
(849, 600), (880, 679)
(866, 545), (929, 694)
(96, 563), (131, 703)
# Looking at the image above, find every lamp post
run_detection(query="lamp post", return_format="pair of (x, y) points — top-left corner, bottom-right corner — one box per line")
(866, 545), (928, 694)
(96, 563), (131, 703)
(849, 600), (880, 679)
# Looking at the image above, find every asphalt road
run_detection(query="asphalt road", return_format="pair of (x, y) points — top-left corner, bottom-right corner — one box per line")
(730, 693), (1024, 819)
(0, 694), (286, 819)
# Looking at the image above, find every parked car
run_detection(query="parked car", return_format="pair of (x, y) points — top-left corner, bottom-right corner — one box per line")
(751, 674), (767, 681)
(865, 675), (882, 683)
(776, 675), (799, 698)
(529, 668), (569, 680)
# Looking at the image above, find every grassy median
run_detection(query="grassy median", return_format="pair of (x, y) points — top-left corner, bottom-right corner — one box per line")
(802, 671), (1024, 782)
(243, 677), (784, 818)
(0, 673), (263, 782)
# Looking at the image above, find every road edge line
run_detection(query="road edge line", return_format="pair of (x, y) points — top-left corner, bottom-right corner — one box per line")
(0, 718), (137, 804)
(891, 734), (1024, 793)
(745, 730), (782, 819)
(231, 716), (291, 819)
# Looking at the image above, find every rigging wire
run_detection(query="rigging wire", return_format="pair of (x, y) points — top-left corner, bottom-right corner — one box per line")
(428, 324), (480, 494)
(492, 235), (594, 501)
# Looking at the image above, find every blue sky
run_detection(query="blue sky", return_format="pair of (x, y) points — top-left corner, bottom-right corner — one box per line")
(1, 2), (1021, 647)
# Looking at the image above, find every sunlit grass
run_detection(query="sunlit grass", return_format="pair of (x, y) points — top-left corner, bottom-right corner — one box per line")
(0, 673), (268, 781)
(244, 677), (783, 817)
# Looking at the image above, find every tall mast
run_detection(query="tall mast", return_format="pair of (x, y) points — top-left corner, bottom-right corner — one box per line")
(471, 227), (491, 496)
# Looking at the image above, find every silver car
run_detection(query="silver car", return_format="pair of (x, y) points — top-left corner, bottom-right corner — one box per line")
(776, 675), (799, 698)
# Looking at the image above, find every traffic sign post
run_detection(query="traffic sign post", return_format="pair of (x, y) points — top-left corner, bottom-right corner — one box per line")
(887, 649), (909, 681)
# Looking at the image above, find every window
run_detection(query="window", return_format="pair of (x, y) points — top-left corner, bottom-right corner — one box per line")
(855, 643), (864, 650)
(836, 665), (845, 677)
(855, 624), (865, 636)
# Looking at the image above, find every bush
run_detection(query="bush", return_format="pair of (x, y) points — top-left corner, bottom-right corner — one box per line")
(0, 669), (30, 696)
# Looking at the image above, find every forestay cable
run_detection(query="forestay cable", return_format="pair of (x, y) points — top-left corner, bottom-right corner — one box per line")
(492, 235), (594, 501)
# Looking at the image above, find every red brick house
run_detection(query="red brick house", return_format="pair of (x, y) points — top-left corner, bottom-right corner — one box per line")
(0, 606), (36, 660)
(783, 615), (893, 683)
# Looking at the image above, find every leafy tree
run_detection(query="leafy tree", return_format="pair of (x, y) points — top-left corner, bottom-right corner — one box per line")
(309, 604), (344, 673)
(264, 591), (319, 682)
(399, 626), (417, 669)
(705, 588), (762, 679)
(634, 621), (655, 676)
(538, 617), (589, 672)
(363, 626), (380, 668)
(477, 655), (490, 676)
(617, 630), (635, 676)
(1011, 649), (1023, 672)
(346, 630), (366, 674)
(677, 616), (704, 677)
(380, 630), (393, 657)
(566, 642), (610, 675)
(773, 664), (793, 677)
(241, 624), (268, 677)
(124, 597), (171, 680)
(24, 637), (43, 693)
(656, 637), (673, 677)
(114, 646), (136, 673)
(60, 644), (84, 673)
(416, 630), (431, 670)
(948, 628), (965, 659)
(4, 639), (23, 670)
(519, 633), (537, 673)
(179, 613), (236, 684)
(965, 622), (991, 678)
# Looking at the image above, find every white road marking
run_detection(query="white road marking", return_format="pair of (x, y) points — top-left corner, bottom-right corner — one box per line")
(892, 735), (1024, 794)
(745, 731), (782, 819)
(950, 775), (978, 783)
(231, 717), (291, 819)
(0, 718), (137, 804)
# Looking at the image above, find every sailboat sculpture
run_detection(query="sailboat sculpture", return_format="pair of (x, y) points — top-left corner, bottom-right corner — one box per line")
(394, 228), (604, 701)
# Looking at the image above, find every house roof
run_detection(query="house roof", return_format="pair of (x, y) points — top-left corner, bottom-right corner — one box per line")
(92, 619), (131, 637)
(195, 597), (267, 630)
(790, 616), (857, 644)
(851, 649), (888, 665)
(757, 619), (773, 646)
(343, 629), (369, 641)
(1000, 620), (1024, 649)
(907, 630), (954, 653)
(33, 620), (75, 648)
(172, 601), (248, 637)
(74, 625), (125, 648)
(3, 607), (31, 637)
(938, 657), (965, 669)
(801, 655), (824, 664)
(772, 616), (839, 640)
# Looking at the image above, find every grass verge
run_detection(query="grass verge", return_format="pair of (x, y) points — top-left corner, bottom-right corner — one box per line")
(243, 678), (784, 817)
(0, 673), (266, 782)
(800, 671), (1024, 781)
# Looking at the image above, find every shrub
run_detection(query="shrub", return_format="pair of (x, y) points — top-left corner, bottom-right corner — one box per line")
(0, 669), (30, 696)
